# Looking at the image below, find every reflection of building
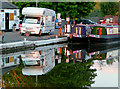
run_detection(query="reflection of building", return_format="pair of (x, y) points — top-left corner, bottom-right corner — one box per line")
(0, 55), (20, 68)
(0, 54), (20, 89)
(0, 2), (19, 30)
(22, 48), (55, 75)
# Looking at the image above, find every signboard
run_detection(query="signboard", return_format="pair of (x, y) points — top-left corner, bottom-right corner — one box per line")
(9, 13), (14, 20)
(9, 56), (14, 62)
(66, 17), (70, 22)
(57, 13), (61, 19)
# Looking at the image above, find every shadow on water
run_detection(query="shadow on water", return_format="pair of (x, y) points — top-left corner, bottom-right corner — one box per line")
(68, 41), (120, 53)
(0, 41), (119, 88)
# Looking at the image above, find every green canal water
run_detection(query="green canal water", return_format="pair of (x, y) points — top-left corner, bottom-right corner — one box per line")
(0, 42), (119, 88)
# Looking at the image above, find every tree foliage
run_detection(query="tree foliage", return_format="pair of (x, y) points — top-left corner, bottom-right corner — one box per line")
(100, 2), (119, 16)
(14, 2), (96, 19)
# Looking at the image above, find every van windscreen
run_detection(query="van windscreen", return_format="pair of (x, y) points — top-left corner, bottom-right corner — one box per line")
(24, 17), (41, 24)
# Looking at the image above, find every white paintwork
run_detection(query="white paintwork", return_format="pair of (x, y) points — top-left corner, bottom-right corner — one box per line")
(65, 24), (71, 33)
(0, 9), (19, 30)
(107, 27), (118, 34)
(21, 7), (56, 35)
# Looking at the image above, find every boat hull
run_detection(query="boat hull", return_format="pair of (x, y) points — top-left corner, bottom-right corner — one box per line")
(68, 36), (88, 43)
(88, 34), (120, 43)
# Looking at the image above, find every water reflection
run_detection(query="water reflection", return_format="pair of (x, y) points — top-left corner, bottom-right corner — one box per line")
(21, 49), (55, 75)
(0, 43), (119, 88)
(0, 55), (20, 68)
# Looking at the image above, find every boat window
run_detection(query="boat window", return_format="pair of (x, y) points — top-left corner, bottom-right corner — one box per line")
(76, 27), (78, 34)
(79, 27), (81, 35)
(91, 26), (107, 35)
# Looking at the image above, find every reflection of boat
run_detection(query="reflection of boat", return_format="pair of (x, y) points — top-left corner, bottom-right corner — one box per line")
(66, 43), (119, 62)
(64, 48), (92, 63)
(89, 25), (120, 43)
(68, 41), (120, 53)
(21, 49), (55, 75)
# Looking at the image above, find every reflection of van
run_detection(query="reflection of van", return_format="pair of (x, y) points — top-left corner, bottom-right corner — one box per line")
(21, 49), (55, 75)
(21, 7), (56, 36)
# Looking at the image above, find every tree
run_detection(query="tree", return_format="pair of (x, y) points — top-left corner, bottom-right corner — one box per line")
(100, 2), (119, 16)
(2, 54), (97, 88)
(14, 2), (96, 19)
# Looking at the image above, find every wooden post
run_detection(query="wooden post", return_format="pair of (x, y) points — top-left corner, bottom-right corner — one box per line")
(60, 47), (62, 54)
(11, 0), (12, 3)
(36, 0), (38, 7)
(66, 24), (67, 33)
(36, 75), (38, 87)
(65, 47), (67, 56)
(60, 26), (62, 36)
(66, 56), (69, 63)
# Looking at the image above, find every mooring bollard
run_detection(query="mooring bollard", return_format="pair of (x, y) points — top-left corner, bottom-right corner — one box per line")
(56, 35), (58, 38)
(0, 31), (5, 43)
(24, 38), (27, 41)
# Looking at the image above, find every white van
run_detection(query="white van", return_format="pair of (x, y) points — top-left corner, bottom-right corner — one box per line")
(21, 7), (56, 36)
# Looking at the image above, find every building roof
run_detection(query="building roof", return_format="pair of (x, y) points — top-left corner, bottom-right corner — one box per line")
(1, 2), (19, 9)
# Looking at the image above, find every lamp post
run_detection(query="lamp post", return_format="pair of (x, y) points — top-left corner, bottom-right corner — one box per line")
(36, 0), (38, 7)
(118, 1), (120, 24)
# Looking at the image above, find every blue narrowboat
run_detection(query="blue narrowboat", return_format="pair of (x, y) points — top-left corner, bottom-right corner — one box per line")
(88, 25), (120, 43)
(68, 25), (90, 43)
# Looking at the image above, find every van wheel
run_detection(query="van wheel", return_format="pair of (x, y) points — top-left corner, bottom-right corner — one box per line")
(39, 30), (42, 36)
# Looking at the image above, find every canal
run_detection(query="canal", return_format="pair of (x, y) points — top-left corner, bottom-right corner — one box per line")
(0, 42), (119, 88)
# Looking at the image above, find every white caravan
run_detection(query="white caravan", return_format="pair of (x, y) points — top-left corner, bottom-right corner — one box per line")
(21, 7), (56, 36)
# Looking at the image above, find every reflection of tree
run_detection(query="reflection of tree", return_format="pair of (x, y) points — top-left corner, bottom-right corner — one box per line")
(106, 58), (115, 65)
(2, 54), (97, 88)
(42, 59), (97, 88)
(92, 53), (107, 60)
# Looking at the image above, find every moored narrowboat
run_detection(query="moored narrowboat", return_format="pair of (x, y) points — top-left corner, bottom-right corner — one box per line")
(68, 25), (90, 43)
(88, 25), (120, 43)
